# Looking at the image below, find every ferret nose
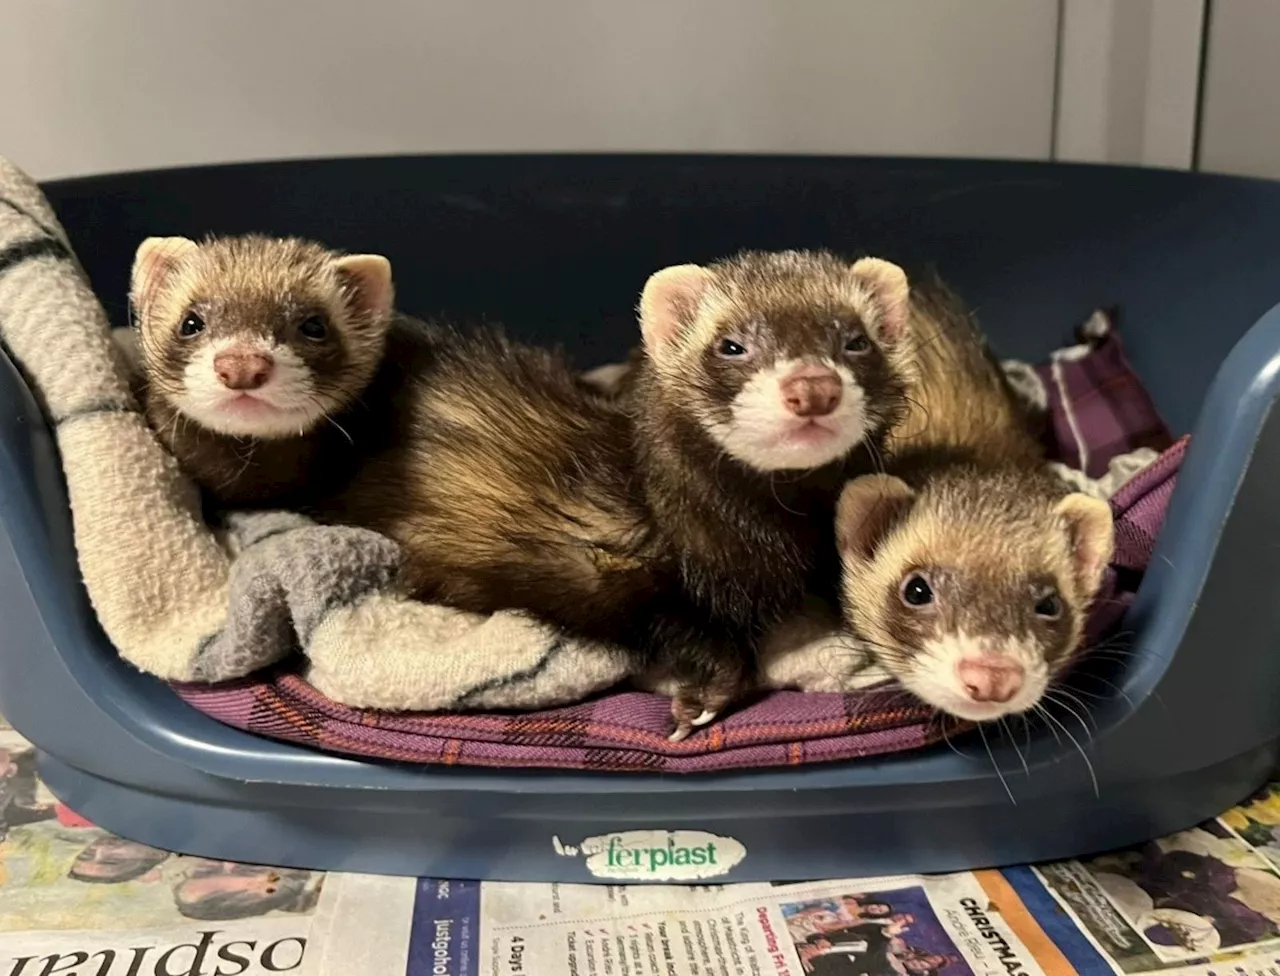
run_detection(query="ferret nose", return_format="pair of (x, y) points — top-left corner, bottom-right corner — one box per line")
(214, 351), (274, 391)
(780, 367), (842, 417)
(956, 656), (1025, 704)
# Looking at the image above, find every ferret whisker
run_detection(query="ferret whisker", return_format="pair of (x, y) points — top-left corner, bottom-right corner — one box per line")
(1061, 688), (1104, 728)
(1045, 689), (1098, 735)
(1033, 703), (1063, 747)
(768, 473), (804, 517)
(848, 690), (907, 722)
(865, 438), (887, 478)
(1079, 637), (1141, 657)
(814, 630), (865, 653)
(1060, 675), (1135, 713)
(852, 637), (917, 666)
(978, 724), (1016, 806)
(1001, 716), (1029, 776)
(1090, 628), (1137, 645)
(938, 720), (966, 759)
(825, 631), (886, 655)
(815, 643), (870, 684)
(1083, 648), (1157, 667)
(1060, 684), (1108, 702)
(891, 395), (935, 443)
(1092, 639), (1147, 658)
(307, 394), (355, 446)
(1038, 703), (1098, 797)
(219, 453), (257, 491)
(1089, 597), (1135, 608)
(1085, 637), (1138, 655)
(879, 689), (920, 714)
(1069, 673), (1137, 709)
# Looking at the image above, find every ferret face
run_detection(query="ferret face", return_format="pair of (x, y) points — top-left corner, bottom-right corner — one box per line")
(836, 472), (1114, 722)
(639, 251), (913, 472)
(129, 235), (393, 440)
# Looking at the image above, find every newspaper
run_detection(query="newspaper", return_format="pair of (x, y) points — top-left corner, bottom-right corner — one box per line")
(6, 710), (1280, 976)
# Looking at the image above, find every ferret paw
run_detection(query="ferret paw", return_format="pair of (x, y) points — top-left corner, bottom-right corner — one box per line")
(667, 687), (735, 742)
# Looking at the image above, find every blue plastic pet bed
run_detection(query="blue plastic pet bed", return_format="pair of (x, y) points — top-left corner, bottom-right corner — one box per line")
(2, 154), (1280, 883)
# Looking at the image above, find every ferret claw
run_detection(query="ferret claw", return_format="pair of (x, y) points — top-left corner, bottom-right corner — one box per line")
(668, 683), (735, 741)
(668, 696), (704, 742)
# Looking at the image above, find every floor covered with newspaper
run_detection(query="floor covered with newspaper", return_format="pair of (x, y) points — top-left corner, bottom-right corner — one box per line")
(4, 709), (1280, 976)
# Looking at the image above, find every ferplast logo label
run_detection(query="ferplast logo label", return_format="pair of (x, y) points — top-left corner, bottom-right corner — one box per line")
(552, 830), (745, 880)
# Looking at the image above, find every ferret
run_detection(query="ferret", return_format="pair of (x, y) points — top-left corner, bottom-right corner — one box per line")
(834, 279), (1115, 722)
(128, 234), (397, 507)
(322, 250), (915, 736)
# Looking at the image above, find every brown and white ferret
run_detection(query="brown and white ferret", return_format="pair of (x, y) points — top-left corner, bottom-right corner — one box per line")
(323, 250), (915, 736)
(834, 279), (1115, 722)
(127, 234), (396, 507)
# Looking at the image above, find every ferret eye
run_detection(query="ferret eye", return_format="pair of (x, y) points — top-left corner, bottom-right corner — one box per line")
(717, 338), (749, 358)
(900, 574), (934, 608)
(1034, 592), (1062, 619)
(299, 315), (328, 341)
(178, 312), (205, 338)
(844, 334), (872, 355)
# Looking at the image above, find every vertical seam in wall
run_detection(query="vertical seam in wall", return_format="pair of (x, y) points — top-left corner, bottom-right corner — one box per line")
(1049, 0), (1067, 159)
(1190, 0), (1214, 171)
(1130, 0), (1154, 167)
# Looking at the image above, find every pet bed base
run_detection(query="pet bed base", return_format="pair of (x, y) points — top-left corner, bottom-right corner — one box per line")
(4, 155), (1280, 881)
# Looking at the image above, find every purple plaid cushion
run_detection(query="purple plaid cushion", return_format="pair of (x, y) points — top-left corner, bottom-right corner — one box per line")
(178, 680), (941, 772)
(174, 326), (1182, 772)
(1035, 328), (1173, 478)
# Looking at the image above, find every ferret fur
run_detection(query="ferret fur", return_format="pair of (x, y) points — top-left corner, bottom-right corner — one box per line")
(323, 250), (915, 730)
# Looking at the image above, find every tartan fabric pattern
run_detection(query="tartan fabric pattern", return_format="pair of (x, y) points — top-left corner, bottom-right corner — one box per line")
(174, 329), (1182, 773)
(1036, 330), (1174, 478)
(181, 679), (941, 772)
(1082, 436), (1188, 647)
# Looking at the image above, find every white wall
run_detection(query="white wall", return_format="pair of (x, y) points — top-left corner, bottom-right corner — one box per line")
(0, 0), (1060, 181)
(1054, 0), (1205, 169)
(1198, 0), (1280, 179)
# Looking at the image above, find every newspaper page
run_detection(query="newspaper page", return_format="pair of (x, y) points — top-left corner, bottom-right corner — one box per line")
(1030, 781), (1280, 976)
(350, 869), (1061, 976)
(314, 784), (1280, 976)
(9, 693), (1280, 976)
(0, 720), (407, 976)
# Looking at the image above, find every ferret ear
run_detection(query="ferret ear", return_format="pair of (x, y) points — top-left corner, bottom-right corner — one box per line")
(335, 254), (394, 323)
(1055, 493), (1115, 595)
(130, 236), (199, 310)
(639, 264), (713, 357)
(836, 474), (916, 562)
(850, 257), (910, 346)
